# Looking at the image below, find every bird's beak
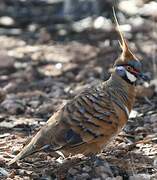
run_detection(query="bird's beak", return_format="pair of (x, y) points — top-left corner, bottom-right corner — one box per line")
(137, 72), (149, 81)
(129, 68), (149, 81)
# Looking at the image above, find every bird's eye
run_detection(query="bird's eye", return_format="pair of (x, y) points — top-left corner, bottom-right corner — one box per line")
(126, 66), (133, 71)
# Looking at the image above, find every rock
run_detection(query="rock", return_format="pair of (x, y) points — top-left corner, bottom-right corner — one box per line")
(105, 177), (114, 180)
(95, 164), (113, 177)
(115, 176), (123, 180)
(82, 166), (92, 172)
(106, 177), (123, 180)
(68, 168), (78, 175)
(3, 82), (17, 93)
(81, 173), (90, 179)
(29, 100), (40, 108)
(150, 79), (157, 93)
(95, 165), (107, 174)
(150, 114), (157, 123)
(139, 1), (157, 17)
(1, 97), (25, 115)
(153, 157), (157, 167)
(0, 167), (9, 177)
(0, 156), (6, 166)
(119, 0), (138, 15)
(93, 16), (112, 31)
(0, 89), (6, 103)
(153, 128), (157, 133)
(75, 174), (91, 180)
(0, 16), (15, 26)
(0, 50), (14, 69)
(38, 28), (51, 43)
(134, 127), (147, 133)
(129, 174), (151, 180)
(129, 110), (138, 118)
(101, 173), (109, 179)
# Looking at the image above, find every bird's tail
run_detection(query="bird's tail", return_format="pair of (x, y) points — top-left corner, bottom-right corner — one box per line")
(8, 126), (51, 165)
(8, 137), (40, 165)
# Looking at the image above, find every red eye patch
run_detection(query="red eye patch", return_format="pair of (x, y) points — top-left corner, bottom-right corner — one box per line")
(123, 65), (140, 75)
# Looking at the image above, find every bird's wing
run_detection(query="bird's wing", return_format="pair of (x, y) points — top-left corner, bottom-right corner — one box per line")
(49, 83), (118, 149)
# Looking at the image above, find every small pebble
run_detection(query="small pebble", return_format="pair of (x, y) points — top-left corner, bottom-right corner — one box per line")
(82, 166), (91, 172)
(101, 173), (109, 179)
(76, 174), (90, 180)
(115, 176), (123, 180)
(81, 173), (90, 179)
(153, 128), (157, 133)
(68, 168), (78, 176)
(106, 177), (113, 180)
(106, 177), (122, 180)
(95, 166), (107, 174)
(1, 98), (25, 115)
(134, 127), (147, 133)
(153, 158), (157, 167)
(0, 167), (9, 177)
(129, 174), (151, 180)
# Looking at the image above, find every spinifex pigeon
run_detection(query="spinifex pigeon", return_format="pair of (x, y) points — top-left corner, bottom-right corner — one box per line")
(9, 10), (147, 165)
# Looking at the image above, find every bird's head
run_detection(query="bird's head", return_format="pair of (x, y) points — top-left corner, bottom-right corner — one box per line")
(113, 8), (147, 84)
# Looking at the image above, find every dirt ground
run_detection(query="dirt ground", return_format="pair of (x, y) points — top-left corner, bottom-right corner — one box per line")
(0, 0), (157, 179)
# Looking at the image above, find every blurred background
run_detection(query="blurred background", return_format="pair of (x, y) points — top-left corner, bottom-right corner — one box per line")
(0, 0), (157, 179)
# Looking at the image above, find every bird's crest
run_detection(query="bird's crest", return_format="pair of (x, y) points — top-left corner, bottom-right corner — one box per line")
(112, 7), (138, 60)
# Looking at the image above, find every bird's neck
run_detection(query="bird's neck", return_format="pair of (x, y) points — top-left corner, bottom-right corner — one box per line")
(106, 73), (136, 112)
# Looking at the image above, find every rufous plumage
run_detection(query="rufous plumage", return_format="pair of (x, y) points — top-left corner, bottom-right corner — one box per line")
(9, 9), (147, 165)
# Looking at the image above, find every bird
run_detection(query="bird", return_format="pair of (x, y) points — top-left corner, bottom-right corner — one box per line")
(9, 9), (147, 165)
